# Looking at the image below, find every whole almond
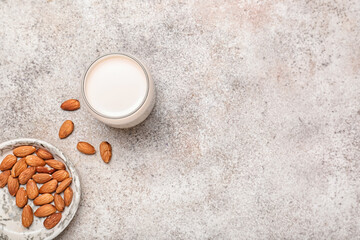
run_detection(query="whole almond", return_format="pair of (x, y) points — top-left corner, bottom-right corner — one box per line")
(34, 204), (56, 217)
(56, 177), (72, 194)
(45, 160), (65, 170)
(36, 148), (53, 160)
(44, 212), (62, 229)
(26, 179), (39, 199)
(64, 186), (73, 207)
(52, 170), (69, 182)
(61, 99), (80, 111)
(11, 158), (27, 177)
(36, 166), (56, 174)
(13, 146), (36, 157)
(33, 173), (53, 184)
(0, 154), (17, 171)
(34, 193), (54, 206)
(59, 120), (74, 139)
(16, 187), (28, 208)
(100, 141), (112, 163)
(54, 193), (65, 211)
(8, 176), (19, 196)
(22, 205), (33, 228)
(19, 167), (36, 185)
(39, 179), (58, 194)
(25, 155), (46, 167)
(0, 170), (10, 188)
(77, 142), (96, 155)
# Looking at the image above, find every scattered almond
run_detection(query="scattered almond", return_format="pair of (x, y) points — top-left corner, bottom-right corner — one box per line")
(11, 158), (27, 177)
(64, 187), (73, 207)
(100, 141), (112, 163)
(36, 166), (56, 174)
(33, 193), (54, 206)
(25, 155), (46, 167)
(16, 187), (28, 208)
(54, 193), (65, 211)
(56, 177), (72, 194)
(19, 167), (36, 185)
(0, 170), (10, 188)
(26, 179), (39, 199)
(33, 173), (53, 184)
(36, 148), (53, 160)
(0, 154), (17, 171)
(22, 205), (34, 228)
(59, 120), (74, 139)
(77, 142), (96, 155)
(34, 204), (56, 217)
(61, 99), (80, 111)
(8, 176), (19, 196)
(39, 179), (58, 194)
(52, 170), (69, 182)
(45, 160), (65, 170)
(13, 146), (36, 157)
(44, 212), (62, 229)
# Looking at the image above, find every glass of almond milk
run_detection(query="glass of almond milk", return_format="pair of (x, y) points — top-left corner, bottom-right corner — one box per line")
(81, 53), (155, 128)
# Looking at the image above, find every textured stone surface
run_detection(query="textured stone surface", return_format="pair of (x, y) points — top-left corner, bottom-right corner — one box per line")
(0, 0), (360, 239)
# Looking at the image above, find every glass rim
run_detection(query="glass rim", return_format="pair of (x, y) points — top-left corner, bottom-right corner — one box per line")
(81, 53), (150, 119)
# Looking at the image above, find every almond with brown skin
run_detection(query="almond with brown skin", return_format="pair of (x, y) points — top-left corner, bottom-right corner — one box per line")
(39, 179), (58, 194)
(54, 193), (65, 211)
(45, 160), (65, 170)
(22, 205), (33, 228)
(59, 120), (74, 139)
(11, 158), (27, 177)
(36, 166), (56, 174)
(19, 167), (36, 185)
(25, 155), (46, 167)
(26, 179), (39, 199)
(61, 99), (80, 111)
(0, 170), (10, 188)
(44, 212), (62, 229)
(0, 154), (17, 171)
(52, 170), (69, 182)
(56, 177), (72, 193)
(100, 141), (112, 163)
(33, 173), (52, 184)
(13, 146), (36, 157)
(33, 193), (54, 206)
(64, 186), (73, 206)
(77, 142), (96, 155)
(36, 148), (53, 160)
(8, 176), (19, 196)
(34, 204), (56, 217)
(16, 187), (28, 208)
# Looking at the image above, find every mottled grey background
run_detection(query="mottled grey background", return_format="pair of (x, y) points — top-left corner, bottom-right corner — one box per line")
(0, 0), (360, 239)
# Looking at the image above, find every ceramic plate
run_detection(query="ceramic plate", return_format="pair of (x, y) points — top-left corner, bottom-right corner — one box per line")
(0, 138), (81, 240)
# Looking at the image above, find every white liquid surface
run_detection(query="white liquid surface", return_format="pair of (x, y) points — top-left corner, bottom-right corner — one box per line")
(84, 55), (148, 118)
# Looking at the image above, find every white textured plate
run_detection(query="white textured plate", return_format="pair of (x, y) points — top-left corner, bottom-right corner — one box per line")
(0, 138), (81, 240)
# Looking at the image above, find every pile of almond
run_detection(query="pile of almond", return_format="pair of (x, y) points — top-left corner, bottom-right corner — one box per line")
(0, 146), (73, 230)
(59, 99), (112, 163)
(0, 98), (112, 231)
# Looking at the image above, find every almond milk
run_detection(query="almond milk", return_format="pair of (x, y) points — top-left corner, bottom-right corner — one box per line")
(82, 54), (155, 128)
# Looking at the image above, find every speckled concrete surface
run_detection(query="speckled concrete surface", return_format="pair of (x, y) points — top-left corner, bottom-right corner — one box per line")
(0, 0), (360, 239)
